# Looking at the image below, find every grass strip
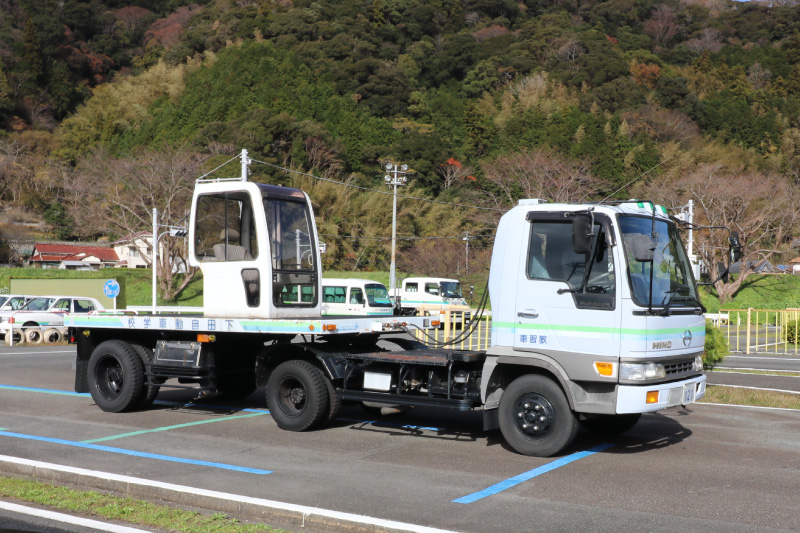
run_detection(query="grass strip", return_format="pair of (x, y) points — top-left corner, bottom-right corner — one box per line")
(700, 385), (800, 410)
(0, 476), (287, 532)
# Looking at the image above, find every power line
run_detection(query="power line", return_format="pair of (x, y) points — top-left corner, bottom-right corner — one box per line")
(248, 157), (505, 212)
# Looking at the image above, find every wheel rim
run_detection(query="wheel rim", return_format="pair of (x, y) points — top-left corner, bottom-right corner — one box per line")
(277, 376), (306, 417)
(95, 354), (125, 400)
(512, 392), (556, 439)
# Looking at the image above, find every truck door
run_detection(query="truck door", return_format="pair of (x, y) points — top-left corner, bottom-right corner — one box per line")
(514, 213), (620, 359)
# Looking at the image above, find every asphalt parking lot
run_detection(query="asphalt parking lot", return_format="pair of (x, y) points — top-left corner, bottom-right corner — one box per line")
(1, 345), (800, 532)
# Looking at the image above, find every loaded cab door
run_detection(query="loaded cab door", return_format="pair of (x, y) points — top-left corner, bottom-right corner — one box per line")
(514, 212), (621, 364)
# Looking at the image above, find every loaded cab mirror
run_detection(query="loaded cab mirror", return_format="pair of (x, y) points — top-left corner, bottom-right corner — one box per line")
(572, 216), (593, 255)
(729, 231), (743, 262)
(630, 234), (655, 262)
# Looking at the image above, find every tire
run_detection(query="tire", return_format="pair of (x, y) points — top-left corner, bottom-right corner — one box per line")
(42, 328), (62, 343)
(130, 344), (160, 408)
(59, 327), (70, 341)
(266, 360), (329, 431)
(88, 340), (145, 413)
(498, 374), (579, 457)
(580, 413), (641, 435)
(24, 326), (43, 344)
(5, 331), (22, 345)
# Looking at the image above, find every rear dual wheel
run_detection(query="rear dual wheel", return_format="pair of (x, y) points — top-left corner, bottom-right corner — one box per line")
(88, 340), (145, 413)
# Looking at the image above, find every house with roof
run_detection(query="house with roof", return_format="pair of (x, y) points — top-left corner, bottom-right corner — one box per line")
(111, 232), (153, 269)
(788, 256), (800, 274)
(29, 243), (119, 270)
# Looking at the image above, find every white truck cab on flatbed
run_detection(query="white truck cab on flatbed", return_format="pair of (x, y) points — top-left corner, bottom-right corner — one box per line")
(72, 151), (734, 457)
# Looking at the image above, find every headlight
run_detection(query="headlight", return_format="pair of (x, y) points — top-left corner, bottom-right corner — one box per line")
(693, 355), (704, 372)
(620, 363), (666, 380)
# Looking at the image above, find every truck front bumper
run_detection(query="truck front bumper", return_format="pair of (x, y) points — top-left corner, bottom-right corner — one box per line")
(616, 374), (706, 414)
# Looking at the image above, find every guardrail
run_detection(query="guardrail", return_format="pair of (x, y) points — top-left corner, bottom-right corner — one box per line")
(716, 308), (800, 355)
(413, 307), (492, 351)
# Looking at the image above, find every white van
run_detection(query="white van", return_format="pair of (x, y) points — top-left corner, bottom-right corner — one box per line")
(395, 277), (468, 317)
(321, 279), (393, 316)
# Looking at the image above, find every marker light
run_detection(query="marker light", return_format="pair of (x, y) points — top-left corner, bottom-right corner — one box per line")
(323, 324), (337, 332)
(646, 391), (660, 404)
(197, 334), (216, 343)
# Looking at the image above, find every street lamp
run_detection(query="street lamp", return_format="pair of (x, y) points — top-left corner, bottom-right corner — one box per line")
(151, 208), (187, 314)
(384, 162), (408, 298)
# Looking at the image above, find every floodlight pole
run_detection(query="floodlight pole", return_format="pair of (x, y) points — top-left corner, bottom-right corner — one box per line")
(384, 162), (408, 297)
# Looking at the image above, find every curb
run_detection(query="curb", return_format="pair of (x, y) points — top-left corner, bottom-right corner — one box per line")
(0, 455), (454, 533)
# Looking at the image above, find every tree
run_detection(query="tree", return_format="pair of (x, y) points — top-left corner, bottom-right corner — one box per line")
(437, 158), (475, 190)
(641, 164), (800, 303)
(479, 147), (602, 209)
(67, 147), (208, 302)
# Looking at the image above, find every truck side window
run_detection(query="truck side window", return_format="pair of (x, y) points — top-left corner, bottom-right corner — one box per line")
(528, 219), (615, 308)
(425, 283), (439, 295)
(406, 283), (418, 292)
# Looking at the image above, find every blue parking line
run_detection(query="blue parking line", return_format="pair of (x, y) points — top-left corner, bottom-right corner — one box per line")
(0, 430), (272, 475)
(0, 384), (90, 397)
(452, 443), (614, 504)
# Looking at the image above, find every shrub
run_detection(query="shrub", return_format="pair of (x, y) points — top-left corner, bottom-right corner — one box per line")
(704, 320), (729, 368)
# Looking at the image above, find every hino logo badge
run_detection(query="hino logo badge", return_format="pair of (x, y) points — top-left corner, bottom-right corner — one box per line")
(683, 329), (692, 346)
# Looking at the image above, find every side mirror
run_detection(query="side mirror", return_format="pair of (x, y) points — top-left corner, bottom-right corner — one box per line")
(630, 234), (655, 262)
(729, 231), (743, 262)
(572, 216), (592, 255)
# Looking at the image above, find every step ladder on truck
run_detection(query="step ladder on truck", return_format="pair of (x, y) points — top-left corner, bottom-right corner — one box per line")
(71, 150), (741, 456)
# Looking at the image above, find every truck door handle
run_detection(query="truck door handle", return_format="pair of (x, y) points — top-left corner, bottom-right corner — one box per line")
(517, 310), (539, 319)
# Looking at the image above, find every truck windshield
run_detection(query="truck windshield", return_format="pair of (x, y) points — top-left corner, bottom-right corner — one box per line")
(365, 284), (391, 307)
(619, 216), (699, 308)
(440, 282), (462, 298)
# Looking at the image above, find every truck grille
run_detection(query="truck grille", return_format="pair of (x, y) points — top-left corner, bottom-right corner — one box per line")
(664, 360), (694, 376)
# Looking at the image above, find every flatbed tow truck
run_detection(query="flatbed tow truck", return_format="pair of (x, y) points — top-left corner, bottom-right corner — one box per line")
(72, 151), (735, 456)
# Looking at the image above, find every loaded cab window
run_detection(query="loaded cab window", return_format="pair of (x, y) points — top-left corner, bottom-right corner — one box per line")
(264, 196), (318, 307)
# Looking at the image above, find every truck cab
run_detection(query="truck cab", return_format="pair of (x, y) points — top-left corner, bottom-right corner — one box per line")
(485, 199), (706, 424)
(188, 175), (321, 319)
(321, 278), (393, 316)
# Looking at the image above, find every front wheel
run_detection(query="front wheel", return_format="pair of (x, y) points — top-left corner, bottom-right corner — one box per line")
(88, 340), (145, 413)
(498, 374), (578, 457)
(266, 360), (329, 431)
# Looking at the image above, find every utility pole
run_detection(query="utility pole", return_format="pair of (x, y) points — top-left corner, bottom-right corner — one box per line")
(384, 162), (408, 297)
(463, 231), (471, 274)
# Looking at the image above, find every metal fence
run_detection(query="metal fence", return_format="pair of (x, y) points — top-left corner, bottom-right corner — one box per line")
(413, 309), (492, 351)
(716, 308), (800, 355)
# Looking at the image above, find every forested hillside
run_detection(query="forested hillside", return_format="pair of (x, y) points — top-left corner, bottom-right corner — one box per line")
(2, 0), (800, 300)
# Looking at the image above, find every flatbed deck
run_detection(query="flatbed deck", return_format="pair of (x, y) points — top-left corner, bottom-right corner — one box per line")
(68, 313), (433, 336)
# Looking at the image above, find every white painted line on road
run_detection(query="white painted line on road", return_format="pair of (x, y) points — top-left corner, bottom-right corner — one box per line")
(710, 369), (800, 376)
(700, 402), (800, 413)
(0, 350), (75, 355)
(707, 383), (800, 394)
(0, 500), (149, 533)
(0, 454), (457, 533)
(726, 356), (800, 361)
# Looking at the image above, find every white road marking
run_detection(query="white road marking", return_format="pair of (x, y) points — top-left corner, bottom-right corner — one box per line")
(0, 455), (456, 533)
(0, 500), (149, 532)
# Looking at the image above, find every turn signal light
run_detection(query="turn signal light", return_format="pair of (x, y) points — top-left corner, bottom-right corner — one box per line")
(197, 334), (216, 343)
(646, 390), (660, 404)
(594, 362), (615, 377)
(431, 320), (441, 326)
(323, 324), (337, 332)
(308, 325), (315, 331)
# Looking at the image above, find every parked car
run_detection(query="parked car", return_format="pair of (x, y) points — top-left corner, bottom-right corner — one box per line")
(0, 295), (106, 344)
(0, 295), (34, 313)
